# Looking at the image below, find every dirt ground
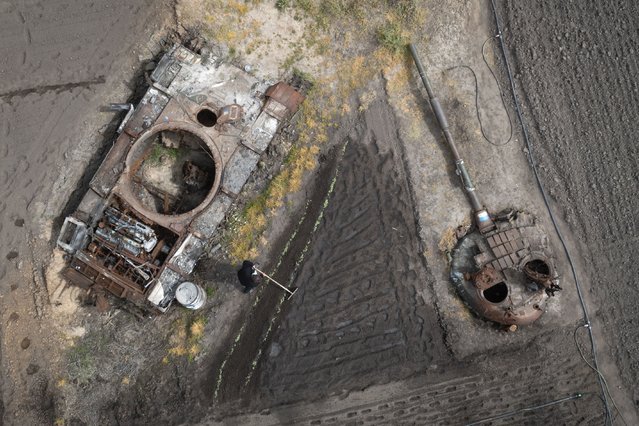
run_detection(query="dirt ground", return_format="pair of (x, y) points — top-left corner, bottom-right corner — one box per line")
(261, 91), (448, 404)
(1, 0), (638, 425)
(497, 0), (639, 414)
(0, 0), (174, 424)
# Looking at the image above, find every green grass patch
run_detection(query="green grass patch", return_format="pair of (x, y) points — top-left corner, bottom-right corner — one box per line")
(67, 334), (107, 384)
(147, 144), (183, 165)
(205, 285), (216, 298)
(275, 0), (290, 11)
(281, 43), (305, 71)
(377, 20), (408, 55)
(225, 139), (319, 262)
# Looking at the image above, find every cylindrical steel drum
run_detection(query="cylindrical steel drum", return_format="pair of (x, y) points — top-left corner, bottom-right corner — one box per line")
(175, 281), (207, 310)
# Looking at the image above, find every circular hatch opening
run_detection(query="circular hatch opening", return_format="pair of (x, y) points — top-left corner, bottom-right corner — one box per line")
(483, 282), (509, 304)
(196, 108), (218, 127)
(127, 129), (218, 216)
(525, 259), (551, 276)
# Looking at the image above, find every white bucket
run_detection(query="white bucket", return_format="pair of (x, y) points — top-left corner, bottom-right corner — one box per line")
(175, 281), (207, 310)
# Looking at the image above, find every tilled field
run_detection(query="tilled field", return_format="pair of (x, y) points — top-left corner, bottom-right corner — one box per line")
(218, 302), (603, 425)
(261, 98), (448, 403)
(498, 0), (639, 413)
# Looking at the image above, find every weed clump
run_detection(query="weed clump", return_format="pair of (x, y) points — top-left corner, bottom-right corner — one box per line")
(147, 144), (183, 165)
(377, 20), (408, 55)
(66, 334), (107, 384)
(67, 343), (96, 384)
(167, 315), (208, 362)
(275, 0), (290, 11)
(226, 141), (319, 261)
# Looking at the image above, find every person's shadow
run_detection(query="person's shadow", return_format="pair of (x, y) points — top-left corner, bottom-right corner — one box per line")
(192, 258), (242, 291)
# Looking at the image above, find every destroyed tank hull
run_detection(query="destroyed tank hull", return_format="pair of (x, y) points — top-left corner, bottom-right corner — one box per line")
(57, 44), (304, 312)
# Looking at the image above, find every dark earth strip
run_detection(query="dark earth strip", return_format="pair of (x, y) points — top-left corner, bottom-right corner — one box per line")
(261, 96), (448, 405)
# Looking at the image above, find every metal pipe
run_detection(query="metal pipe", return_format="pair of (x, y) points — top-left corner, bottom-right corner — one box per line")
(408, 43), (494, 231)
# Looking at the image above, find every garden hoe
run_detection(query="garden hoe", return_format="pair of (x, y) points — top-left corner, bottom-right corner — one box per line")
(254, 267), (298, 299)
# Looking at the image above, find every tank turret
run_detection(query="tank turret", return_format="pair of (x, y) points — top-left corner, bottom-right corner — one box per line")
(408, 44), (561, 326)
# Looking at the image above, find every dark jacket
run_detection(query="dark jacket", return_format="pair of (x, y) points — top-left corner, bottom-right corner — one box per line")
(238, 260), (258, 289)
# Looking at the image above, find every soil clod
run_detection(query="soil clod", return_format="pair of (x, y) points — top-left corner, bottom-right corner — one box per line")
(6, 250), (18, 260)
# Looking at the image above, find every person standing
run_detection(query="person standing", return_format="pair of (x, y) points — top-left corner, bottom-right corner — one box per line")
(237, 260), (259, 293)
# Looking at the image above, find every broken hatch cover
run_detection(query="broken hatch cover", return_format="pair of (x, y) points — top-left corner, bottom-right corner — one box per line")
(264, 82), (304, 120)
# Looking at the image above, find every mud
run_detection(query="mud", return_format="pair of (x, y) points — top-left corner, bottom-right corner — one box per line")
(498, 0), (639, 416)
(261, 94), (448, 404)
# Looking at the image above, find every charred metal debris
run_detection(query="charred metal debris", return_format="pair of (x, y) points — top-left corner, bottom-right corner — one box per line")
(57, 44), (304, 312)
(409, 44), (561, 326)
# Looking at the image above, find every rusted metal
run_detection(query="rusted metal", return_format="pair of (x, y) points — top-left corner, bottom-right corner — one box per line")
(451, 212), (559, 326)
(116, 121), (224, 232)
(264, 82), (305, 120)
(467, 266), (501, 290)
(57, 44), (304, 312)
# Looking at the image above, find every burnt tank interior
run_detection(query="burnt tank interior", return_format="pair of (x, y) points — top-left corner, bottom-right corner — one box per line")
(127, 129), (217, 216)
(62, 196), (179, 299)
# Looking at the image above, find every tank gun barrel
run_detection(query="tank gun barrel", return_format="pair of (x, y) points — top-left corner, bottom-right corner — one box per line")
(408, 43), (494, 233)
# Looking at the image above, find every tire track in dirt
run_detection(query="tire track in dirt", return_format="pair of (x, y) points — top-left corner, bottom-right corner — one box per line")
(211, 332), (604, 425)
(261, 96), (447, 404)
